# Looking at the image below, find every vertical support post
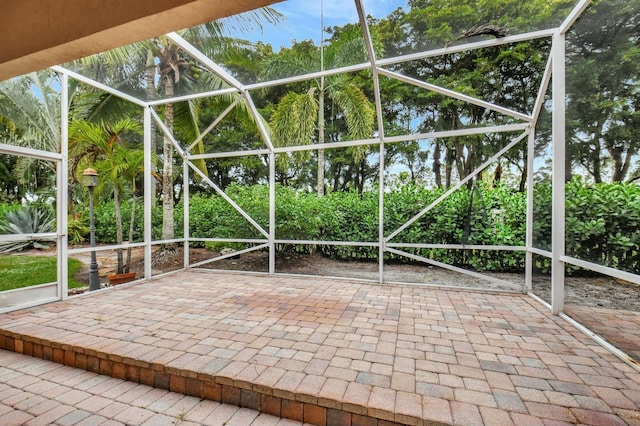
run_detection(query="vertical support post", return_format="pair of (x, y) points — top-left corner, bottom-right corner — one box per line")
(58, 72), (69, 299)
(183, 158), (189, 268)
(378, 140), (385, 284)
(354, 0), (385, 283)
(525, 130), (535, 292)
(144, 106), (153, 280)
(269, 152), (276, 275)
(551, 32), (566, 314)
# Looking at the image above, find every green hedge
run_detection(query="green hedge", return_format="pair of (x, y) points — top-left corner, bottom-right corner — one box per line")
(33, 179), (638, 274)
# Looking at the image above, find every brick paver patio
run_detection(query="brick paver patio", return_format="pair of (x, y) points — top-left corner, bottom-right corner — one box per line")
(0, 270), (639, 425)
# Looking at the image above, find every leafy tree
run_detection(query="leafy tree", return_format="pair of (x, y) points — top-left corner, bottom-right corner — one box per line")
(566, 0), (640, 183)
(374, 0), (574, 188)
(263, 25), (377, 196)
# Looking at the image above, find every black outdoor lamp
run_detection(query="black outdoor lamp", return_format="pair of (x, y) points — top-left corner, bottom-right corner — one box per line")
(82, 167), (100, 291)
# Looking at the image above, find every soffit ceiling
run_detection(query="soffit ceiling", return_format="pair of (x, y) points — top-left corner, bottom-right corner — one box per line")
(0, 0), (281, 81)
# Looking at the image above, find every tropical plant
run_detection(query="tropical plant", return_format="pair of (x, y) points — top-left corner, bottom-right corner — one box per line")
(70, 8), (282, 248)
(0, 205), (55, 253)
(263, 25), (378, 196)
(69, 118), (143, 274)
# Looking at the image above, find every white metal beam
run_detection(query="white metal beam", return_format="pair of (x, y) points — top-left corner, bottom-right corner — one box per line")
(551, 33), (566, 315)
(0, 143), (62, 161)
(51, 65), (147, 107)
(187, 96), (242, 153)
(378, 68), (532, 123)
(58, 72), (69, 300)
(143, 106), (153, 280)
(559, 0), (593, 35)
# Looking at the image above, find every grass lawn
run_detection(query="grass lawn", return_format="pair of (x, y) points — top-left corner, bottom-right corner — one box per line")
(0, 255), (85, 291)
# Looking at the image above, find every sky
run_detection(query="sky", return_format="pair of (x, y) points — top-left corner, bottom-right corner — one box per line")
(243, 0), (406, 50)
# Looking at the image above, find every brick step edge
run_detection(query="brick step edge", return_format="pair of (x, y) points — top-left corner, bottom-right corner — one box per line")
(0, 331), (448, 426)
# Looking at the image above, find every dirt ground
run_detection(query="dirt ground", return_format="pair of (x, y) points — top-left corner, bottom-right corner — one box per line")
(69, 246), (640, 313)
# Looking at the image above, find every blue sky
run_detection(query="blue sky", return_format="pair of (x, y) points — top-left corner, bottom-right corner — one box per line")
(244, 0), (406, 50)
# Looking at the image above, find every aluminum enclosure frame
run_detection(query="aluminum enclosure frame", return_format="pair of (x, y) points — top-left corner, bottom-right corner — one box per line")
(4, 0), (639, 369)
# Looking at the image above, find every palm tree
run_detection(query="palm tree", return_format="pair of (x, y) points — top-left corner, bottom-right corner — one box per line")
(69, 118), (143, 274)
(0, 71), (61, 195)
(264, 25), (378, 196)
(73, 8), (281, 246)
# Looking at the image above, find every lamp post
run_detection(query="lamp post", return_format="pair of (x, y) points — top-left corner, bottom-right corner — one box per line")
(83, 168), (100, 291)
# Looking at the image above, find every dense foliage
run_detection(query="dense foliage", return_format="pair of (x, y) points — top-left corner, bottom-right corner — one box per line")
(81, 181), (640, 274)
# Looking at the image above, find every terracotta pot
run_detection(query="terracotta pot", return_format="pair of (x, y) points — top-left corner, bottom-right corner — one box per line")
(107, 272), (136, 285)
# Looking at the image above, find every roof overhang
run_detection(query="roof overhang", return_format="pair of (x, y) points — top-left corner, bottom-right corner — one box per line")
(0, 0), (281, 81)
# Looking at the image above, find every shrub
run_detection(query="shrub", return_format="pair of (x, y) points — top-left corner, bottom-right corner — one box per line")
(88, 181), (640, 275)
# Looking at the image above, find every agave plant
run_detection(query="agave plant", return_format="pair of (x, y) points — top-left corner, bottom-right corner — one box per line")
(0, 205), (55, 253)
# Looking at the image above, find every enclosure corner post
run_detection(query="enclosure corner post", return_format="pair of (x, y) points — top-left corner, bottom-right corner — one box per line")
(183, 158), (189, 269)
(551, 32), (566, 315)
(144, 106), (153, 280)
(525, 130), (535, 293)
(269, 152), (276, 275)
(58, 71), (69, 300)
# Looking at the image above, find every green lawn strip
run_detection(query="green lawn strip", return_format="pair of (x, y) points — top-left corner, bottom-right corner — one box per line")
(0, 255), (85, 291)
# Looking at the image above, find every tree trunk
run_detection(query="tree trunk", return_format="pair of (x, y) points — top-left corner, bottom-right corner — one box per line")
(161, 75), (175, 243)
(433, 141), (442, 188)
(124, 195), (136, 273)
(146, 51), (157, 206)
(317, 77), (326, 197)
(519, 164), (527, 193)
(114, 185), (124, 274)
(445, 145), (454, 189)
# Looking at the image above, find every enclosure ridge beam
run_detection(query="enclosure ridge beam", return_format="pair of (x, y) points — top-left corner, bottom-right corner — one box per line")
(51, 66), (148, 107)
(378, 67), (532, 123)
(385, 130), (530, 243)
(240, 28), (557, 94)
(166, 32), (245, 91)
(244, 63), (371, 92)
(384, 123), (530, 144)
(273, 138), (379, 154)
(190, 148), (270, 160)
(377, 28), (556, 68)
(146, 87), (240, 107)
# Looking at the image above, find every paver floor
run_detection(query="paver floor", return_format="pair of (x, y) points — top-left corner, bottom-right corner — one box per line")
(0, 349), (310, 426)
(0, 270), (639, 425)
